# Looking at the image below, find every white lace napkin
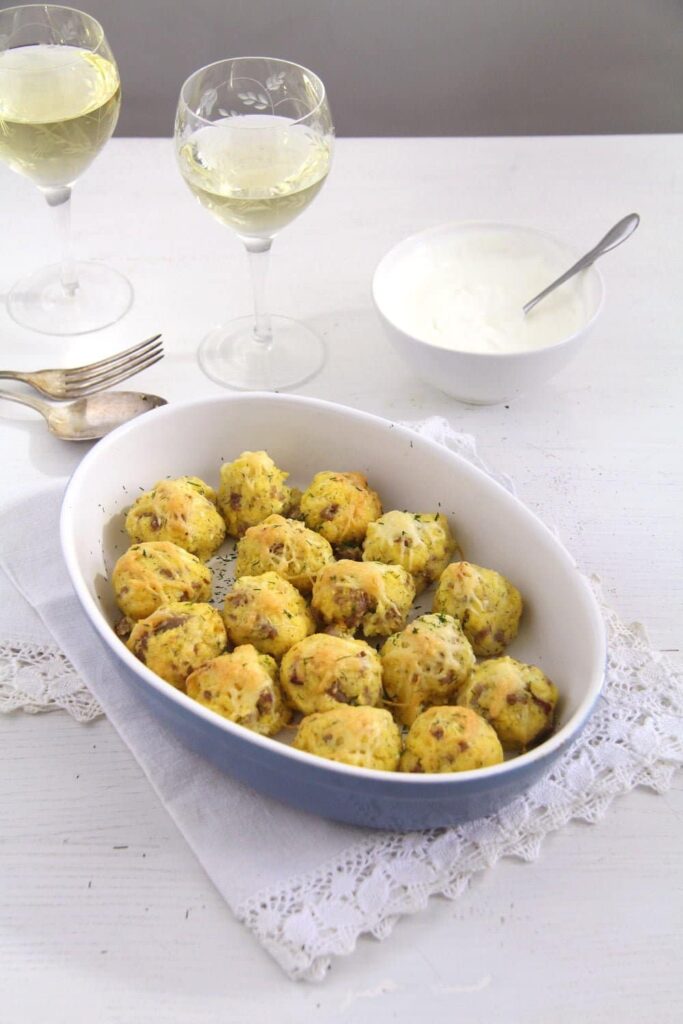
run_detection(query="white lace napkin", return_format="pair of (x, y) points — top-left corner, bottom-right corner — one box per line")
(1, 420), (681, 982)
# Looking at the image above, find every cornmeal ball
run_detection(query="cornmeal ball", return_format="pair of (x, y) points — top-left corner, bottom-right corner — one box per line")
(125, 476), (226, 561)
(280, 633), (383, 715)
(432, 561), (522, 656)
(458, 657), (558, 751)
(127, 602), (226, 689)
(186, 644), (290, 736)
(363, 511), (456, 594)
(112, 541), (212, 621)
(300, 471), (382, 551)
(235, 514), (334, 594)
(380, 613), (475, 726)
(294, 706), (401, 771)
(218, 450), (294, 537)
(223, 571), (315, 659)
(400, 706), (503, 773)
(311, 559), (415, 638)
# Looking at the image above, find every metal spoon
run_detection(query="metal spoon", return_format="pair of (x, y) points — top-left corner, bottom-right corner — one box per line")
(523, 213), (640, 315)
(0, 389), (167, 440)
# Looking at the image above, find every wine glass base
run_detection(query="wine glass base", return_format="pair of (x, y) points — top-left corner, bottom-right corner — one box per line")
(198, 315), (326, 391)
(7, 262), (133, 336)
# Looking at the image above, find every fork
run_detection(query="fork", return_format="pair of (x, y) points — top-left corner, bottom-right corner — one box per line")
(0, 334), (163, 400)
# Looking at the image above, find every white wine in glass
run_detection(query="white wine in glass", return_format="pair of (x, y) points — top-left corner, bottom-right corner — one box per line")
(0, 6), (131, 335)
(179, 116), (330, 238)
(175, 58), (334, 390)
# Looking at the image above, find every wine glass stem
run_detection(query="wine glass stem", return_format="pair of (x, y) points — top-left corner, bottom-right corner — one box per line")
(244, 239), (273, 346)
(43, 185), (79, 298)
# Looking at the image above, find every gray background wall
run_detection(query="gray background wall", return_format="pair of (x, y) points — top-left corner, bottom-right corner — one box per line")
(3, 0), (683, 135)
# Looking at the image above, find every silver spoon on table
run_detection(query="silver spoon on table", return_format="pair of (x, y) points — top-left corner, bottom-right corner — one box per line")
(523, 213), (640, 315)
(0, 389), (167, 440)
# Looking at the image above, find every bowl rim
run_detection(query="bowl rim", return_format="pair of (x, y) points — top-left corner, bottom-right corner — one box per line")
(60, 392), (606, 787)
(371, 219), (605, 359)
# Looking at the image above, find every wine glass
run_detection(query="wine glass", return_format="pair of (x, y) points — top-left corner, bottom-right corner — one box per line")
(0, 5), (131, 335)
(175, 57), (334, 390)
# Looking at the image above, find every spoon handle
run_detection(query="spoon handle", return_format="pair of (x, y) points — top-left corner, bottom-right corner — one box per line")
(0, 388), (50, 419)
(523, 212), (640, 315)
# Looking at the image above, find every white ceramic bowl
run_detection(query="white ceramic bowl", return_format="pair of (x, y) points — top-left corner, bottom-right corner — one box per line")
(373, 221), (604, 405)
(60, 394), (606, 830)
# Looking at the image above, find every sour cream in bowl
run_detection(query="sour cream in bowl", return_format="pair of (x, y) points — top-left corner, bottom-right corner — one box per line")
(373, 222), (604, 404)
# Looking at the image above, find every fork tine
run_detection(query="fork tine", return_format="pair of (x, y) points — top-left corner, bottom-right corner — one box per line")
(65, 344), (163, 391)
(65, 340), (163, 386)
(63, 351), (164, 397)
(63, 334), (162, 381)
(64, 335), (162, 383)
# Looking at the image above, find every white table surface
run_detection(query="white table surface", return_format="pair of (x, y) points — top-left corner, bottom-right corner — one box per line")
(0, 136), (681, 1023)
